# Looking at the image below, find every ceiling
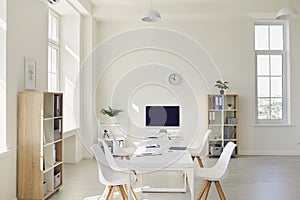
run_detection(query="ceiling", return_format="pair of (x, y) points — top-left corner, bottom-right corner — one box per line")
(53, 0), (300, 21)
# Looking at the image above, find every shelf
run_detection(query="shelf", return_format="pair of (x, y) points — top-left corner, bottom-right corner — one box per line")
(44, 117), (54, 121)
(224, 109), (237, 111)
(43, 139), (63, 147)
(224, 139), (238, 142)
(224, 124), (237, 126)
(209, 139), (223, 142)
(43, 161), (63, 174)
(209, 124), (222, 126)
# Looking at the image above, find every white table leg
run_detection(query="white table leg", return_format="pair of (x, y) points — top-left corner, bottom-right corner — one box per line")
(187, 168), (194, 200)
(128, 171), (132, 200)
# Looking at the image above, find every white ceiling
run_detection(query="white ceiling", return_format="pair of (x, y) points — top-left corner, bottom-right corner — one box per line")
(54, 0), (300, 21)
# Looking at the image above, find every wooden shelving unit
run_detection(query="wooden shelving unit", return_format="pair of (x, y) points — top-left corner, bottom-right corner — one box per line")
(207, 94), (238, 157)
(18, 91), (63, 200)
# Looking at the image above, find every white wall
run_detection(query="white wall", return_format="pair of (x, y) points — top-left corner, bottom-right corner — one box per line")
(0, 0), (6, 152)
(94, 10), (300, 155)
(2, 0), (48, 199)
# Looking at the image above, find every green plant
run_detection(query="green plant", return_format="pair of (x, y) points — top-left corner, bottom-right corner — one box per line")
(100, 106), (123, 117)
(214, 80), (229, 90)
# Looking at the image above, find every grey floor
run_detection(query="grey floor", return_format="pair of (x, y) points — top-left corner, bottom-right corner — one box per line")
(48, 156), (300, 200)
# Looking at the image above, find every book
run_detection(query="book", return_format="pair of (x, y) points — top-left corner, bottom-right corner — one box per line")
(169, 146), (187, 151)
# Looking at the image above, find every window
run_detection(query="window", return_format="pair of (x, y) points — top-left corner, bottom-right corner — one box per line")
(254, 23), (289, 124)
(0, 0), (6, 152)
(48, 10), (60, 92)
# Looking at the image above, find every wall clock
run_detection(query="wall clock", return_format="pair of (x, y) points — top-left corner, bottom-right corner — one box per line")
(168, 73), (182, 85)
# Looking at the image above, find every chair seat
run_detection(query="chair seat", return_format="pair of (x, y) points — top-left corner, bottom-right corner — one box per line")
(189, 148), (202, 157)
(198, 167), (224, 181)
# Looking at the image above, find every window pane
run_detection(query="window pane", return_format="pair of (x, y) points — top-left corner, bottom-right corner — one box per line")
(271, 77), (282, 97)
(270, 55), (282, 75)
(271, 98), (282, 119)
(48, 73), (51, 91)
(51, 48), (58, 73)
(257, 77), (270, 97)
(48, 46), (51, 72)
(270, 25), (283, 50)
(258, 98), (270, 119)
(51, 74), (58, 92)
(255, 25), (269, 50)
(52, 16), (59, 42)
(257, 55), (269, 75)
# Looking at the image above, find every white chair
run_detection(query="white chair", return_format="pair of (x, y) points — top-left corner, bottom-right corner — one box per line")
(189, 129), (212, 168)
(90, 144), (137, 200)
(99, 138), (131, 172)
(196, 142), (236, 200)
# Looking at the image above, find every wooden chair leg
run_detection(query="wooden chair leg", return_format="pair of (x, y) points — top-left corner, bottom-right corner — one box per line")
(105, 186), (114, 200)
(122, 184), (137, 200)
(131, 186), (137, 200)
(215, 181), (226, 200)
(117, 185), (128, 200)
(197, 157), (204, 168)
(196, 180), (208, 200)
(203, 181), (211, 200)
(191, 156), (195, 161)
(122, 184), (128, 196)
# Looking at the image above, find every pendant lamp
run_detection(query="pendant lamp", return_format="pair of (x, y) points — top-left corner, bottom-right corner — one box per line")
(141, 0), (161, 22)
(276, 7), (298, 20)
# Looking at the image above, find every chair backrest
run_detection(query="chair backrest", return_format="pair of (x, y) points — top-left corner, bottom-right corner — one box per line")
(90, 144), (123, 186)
(98, 139), (125, 172)
(213, 142), (236, 179)
(198, 129), (212, 156)
(90, 144), (111, 184)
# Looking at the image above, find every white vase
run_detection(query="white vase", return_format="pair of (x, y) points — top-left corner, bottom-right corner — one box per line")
(109, 116), (116, 124)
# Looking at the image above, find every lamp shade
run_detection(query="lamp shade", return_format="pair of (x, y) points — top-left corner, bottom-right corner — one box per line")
(141, 9), (161, 22)
(276, 7), (298, 20)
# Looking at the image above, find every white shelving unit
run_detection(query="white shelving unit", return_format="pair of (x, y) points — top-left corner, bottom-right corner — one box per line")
(207, 94), (238, 157)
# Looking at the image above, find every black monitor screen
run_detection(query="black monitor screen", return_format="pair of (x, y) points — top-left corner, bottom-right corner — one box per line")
(145, 106), (180, 127)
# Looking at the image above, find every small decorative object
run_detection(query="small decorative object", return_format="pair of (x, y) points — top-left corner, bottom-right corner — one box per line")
(227, 103), (232, 109)
(103, 129), (110, 139)
(214, 80), (229, 95)
(100, 106), (123, 123)
(24, 57), (36, 90)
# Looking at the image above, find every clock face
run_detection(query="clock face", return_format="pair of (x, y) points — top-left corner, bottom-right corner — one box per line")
(168, 73), (182, 85)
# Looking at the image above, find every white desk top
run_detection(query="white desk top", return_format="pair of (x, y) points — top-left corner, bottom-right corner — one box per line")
(129, 151), (193, 170)
(129, 136), (193, 170)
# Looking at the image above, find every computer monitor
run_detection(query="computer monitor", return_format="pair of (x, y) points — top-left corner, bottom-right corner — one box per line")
(145, 105), (180, 127)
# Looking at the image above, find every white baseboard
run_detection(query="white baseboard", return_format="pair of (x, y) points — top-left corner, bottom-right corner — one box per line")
(239, 151), (300, 155)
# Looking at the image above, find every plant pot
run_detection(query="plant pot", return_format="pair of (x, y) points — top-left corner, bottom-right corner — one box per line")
(109, 117), (116, 124)
(220, 89), (225, 95)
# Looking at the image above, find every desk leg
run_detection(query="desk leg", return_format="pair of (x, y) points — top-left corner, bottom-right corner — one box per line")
(187, 168), (194, 200)
(128, 172), (132, 200)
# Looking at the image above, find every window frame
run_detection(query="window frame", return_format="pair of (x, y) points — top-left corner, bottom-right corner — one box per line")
(48, 10), (60, 92)
(254, 22), (290, 125)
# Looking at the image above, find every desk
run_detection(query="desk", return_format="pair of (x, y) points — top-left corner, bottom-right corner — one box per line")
(127, 145), (194, 200)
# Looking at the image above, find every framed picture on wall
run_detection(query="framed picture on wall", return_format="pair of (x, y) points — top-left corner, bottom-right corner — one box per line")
(24, 57), (36, 90)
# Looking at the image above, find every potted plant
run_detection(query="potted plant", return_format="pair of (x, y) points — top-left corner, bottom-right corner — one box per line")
(100, 106), (123, 123)
(214, 80), (229, 95)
